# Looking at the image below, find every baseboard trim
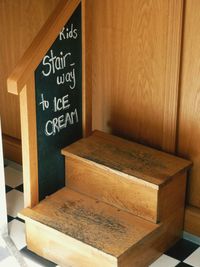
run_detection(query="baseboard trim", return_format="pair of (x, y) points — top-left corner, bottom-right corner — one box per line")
(183, 231), (200, 245)
(2, 134), (22, 164)
(184, 205), (200, 238)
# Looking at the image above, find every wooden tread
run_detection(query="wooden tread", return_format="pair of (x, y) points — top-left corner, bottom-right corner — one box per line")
(19, 188), (159, 259)
(61, 130), (192, 187)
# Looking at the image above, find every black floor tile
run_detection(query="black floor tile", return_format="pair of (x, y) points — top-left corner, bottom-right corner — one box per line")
(7, 215), (14, 223)
(165, 239), (199, 261)
(20, 247), (57, 266)
(16, 217), (25, 223)
(176, 262), (194, 267)
(15, 184), (23, 192)
(6, 185), (13, 193)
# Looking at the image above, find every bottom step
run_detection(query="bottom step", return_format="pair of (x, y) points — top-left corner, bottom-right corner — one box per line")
(19, 188), (178, 267)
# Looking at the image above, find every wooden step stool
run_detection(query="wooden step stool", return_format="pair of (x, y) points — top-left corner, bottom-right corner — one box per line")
(19, 131), (192, 267)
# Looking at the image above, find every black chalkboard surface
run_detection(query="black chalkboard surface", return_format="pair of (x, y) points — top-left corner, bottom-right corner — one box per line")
(35, 4), (82, 200)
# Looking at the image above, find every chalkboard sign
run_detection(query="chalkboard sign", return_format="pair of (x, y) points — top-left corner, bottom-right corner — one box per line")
(35, 4), (82, 200)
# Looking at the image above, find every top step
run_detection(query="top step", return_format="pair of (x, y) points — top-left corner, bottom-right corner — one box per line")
(61, 130), (192, 187)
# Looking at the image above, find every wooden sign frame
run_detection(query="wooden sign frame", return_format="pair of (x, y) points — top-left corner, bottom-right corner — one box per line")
(7, 0), (92, 208)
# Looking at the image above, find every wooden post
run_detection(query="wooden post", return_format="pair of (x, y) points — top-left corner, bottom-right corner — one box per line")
(19, 76), (38, 207)
(82, 0), (92, 137)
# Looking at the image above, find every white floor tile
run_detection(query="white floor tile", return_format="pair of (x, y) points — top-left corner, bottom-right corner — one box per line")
(0, 246), (10, 261)
(8, 220), (26, 250)
(4, 160), (22, 172)
(184, 247), (200, 267)
(149, 254), (180, 267)
(6, 190), (24, 217)
(0, 255), (20, 267)
(21, 247), (57, 266)
(23, 256), (44, 267)
(0, 238), (6, 248)
(4, 167), (23, 188)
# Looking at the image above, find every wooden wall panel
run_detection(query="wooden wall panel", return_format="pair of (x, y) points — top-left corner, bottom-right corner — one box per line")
(91, 0), (183, 153)
(0, 0), (59, 140)
(177, 0), (200, 208)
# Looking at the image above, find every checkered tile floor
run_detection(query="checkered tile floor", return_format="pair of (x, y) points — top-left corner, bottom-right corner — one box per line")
(1, 161), (200, 266)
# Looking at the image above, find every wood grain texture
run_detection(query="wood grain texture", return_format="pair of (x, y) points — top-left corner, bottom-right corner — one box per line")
(25, 221), (117, 267)
(66, 157), (159, 223)
(184, 205), (200, 237)
(158, 172), (187, 222)
(19, 188), (159, 257)
(82, 0), (92, 137)
(2, 134), (22, 164)
(19, 129), (189, 266)
(118, 169), (187, 266)
(62, 131), (192, 187)
(118, 211), (184, 267)
(66, 158), (188, 224)
(90, 0), (183, 153)
(19, 186), (185, 267)
(0, 0), (59, 140)
(19, 76), (38, 207)
(177, 0), (200, 209)
(23, 212), (182, 267)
